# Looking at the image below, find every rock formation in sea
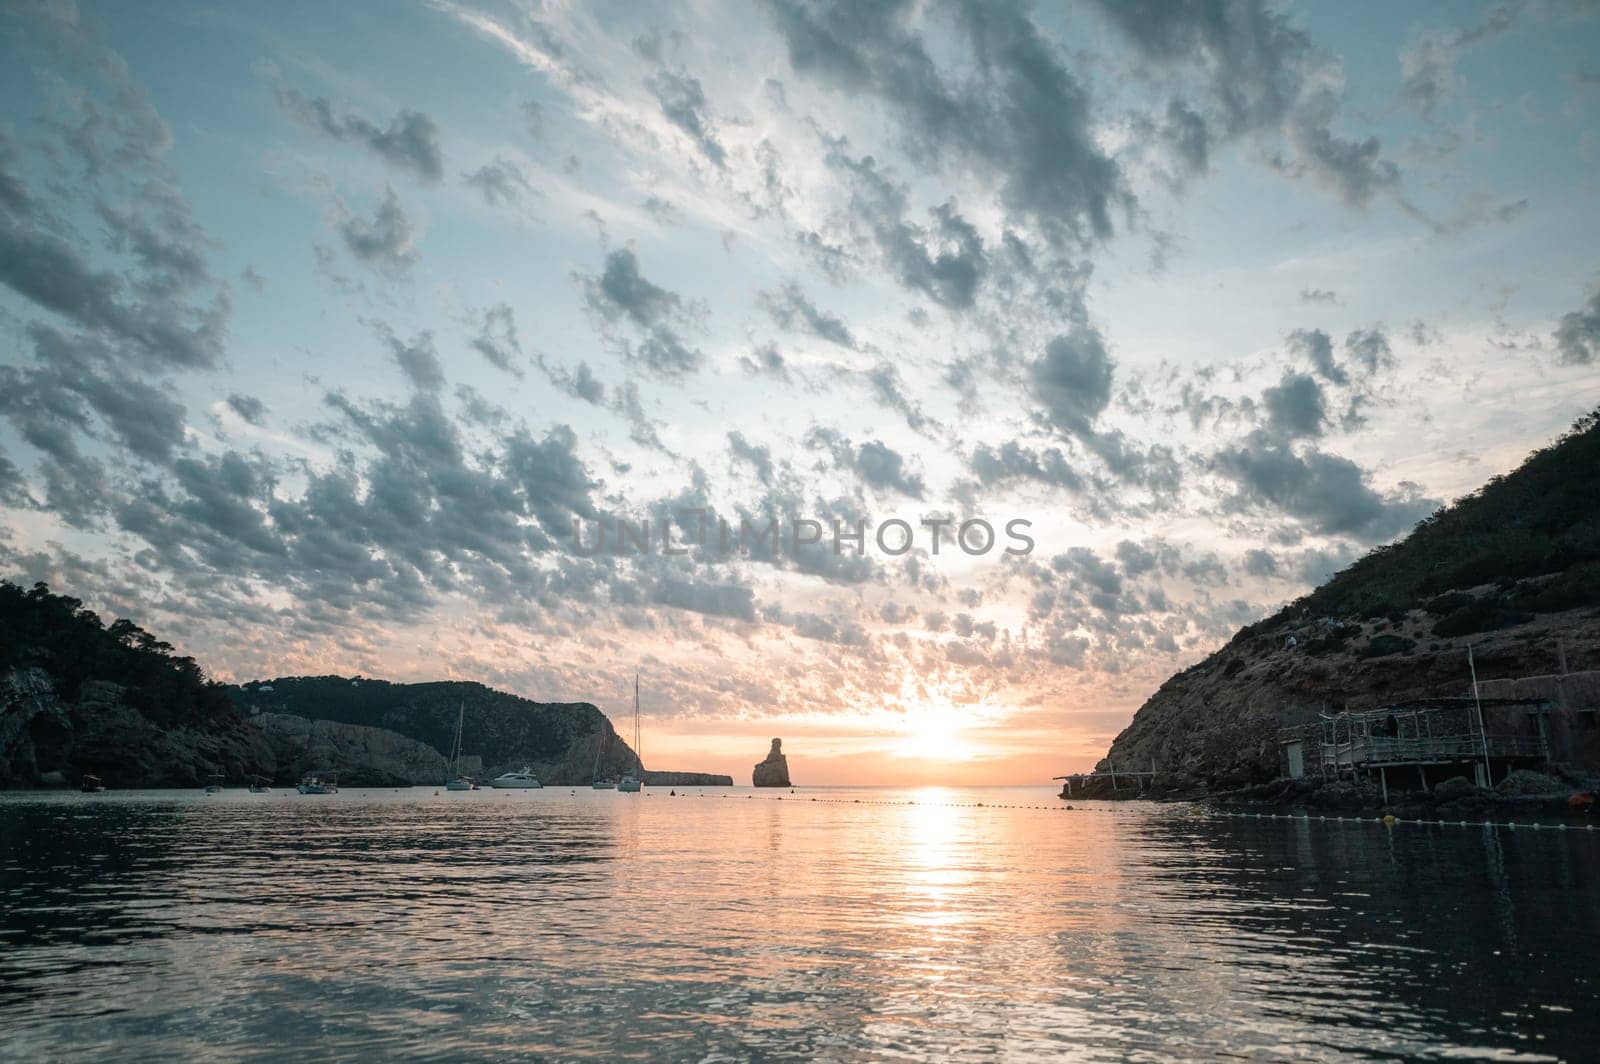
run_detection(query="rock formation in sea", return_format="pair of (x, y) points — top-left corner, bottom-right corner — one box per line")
(752, 737), (791, 787)
(1093, 411), (1600, 794)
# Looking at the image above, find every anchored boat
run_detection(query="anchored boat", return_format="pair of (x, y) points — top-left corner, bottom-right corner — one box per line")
(444, 702), (478, 790)
(618, 674), (643, 793)
(296, 773), (338, 794)
(489, 766), (542, 789)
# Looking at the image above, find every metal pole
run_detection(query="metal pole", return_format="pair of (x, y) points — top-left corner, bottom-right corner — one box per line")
(1468, 644), (1492, 786)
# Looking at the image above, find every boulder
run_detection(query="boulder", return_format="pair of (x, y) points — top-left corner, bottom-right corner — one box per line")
(1494, 769), (1566, 796)
(1431, 775), (1479, 802)
(752, 737), (791, 787)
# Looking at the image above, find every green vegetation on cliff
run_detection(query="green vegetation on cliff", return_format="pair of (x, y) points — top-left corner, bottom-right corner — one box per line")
(228, 676), (640, 782)
(1099, 409), (1600, 789)
(1, 581), (268, 787)
(1273, 409), (1600, 628)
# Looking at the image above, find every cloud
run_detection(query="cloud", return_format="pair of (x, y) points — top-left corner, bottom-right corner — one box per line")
(226, 394), (267, 426)
(805, 428), (926, 499)
(1091, 0), (1404, 209)
(1029, 329), (1114, 439)
(1211, 430), (1437, 539)
(767, 0), (1126, 243)
(1261, 370), (1327, 440)
(1343, 328), (1393, 376)
(760, 282), (856, 347)
(376, 325), (445, 393)
(728, 431), (776, 485)
(824, 146), (988, 309)
(578, 249), (706, 379)
(276, 88), (444, 181)
(646, 69), (726, 167)
(1399, 7), (1516, 121)
(1554, 283), (1600, 365)
(969, 440), (1085, 493)
(464, 157), (537, 206)
(1299, 288), (1337, 304)
(1288, 327), (1346, 385)
(470, 304), (523, 377)
(338, 186), (419, 276)
(0, 217), (226, 369)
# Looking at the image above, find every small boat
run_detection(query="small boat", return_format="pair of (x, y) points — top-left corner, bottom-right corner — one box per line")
(444, 702), (478, 790)
(296, 773), (338, 794)
(617, 674), (644, 793)
(489, 766), (543, 789)
(79, 774), (105, 793)
(590, 721), (614, 788)
(203, 772), (224, 794)
(249, 775), (272, 794)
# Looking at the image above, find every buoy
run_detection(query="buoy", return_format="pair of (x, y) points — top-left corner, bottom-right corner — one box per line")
(1382, 814), (1397, 825)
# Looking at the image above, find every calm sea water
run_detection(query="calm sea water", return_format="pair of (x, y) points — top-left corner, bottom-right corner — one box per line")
(2, 786), (1597, 1061)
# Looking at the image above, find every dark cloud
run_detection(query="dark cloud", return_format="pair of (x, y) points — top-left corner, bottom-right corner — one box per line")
(338, 186), (418, 276)
(1211, 430), (1437, 539)
(1261, 370), (1327, 439)
(760, 282), (856, 346)
(464, 157), (536, 206)
(1029, 329), (1114, 438)
(739, 341), (790, 379)
(277, 88), (444, 182)
(1287, 327), (1346, 385)
(969, 440), (1085, 493)
(768, 0), (1126, 243)
(226, 394), (267, 426)
(3, 328), (187, 466)
(1554, 284), (1600, 365)
(470, 304), (523, 377)
(376, 326), (444, 393)
(1343, 328), (1393, 376)
(864, 361), (932, 432)
(728, 431), (776, 486)
(824, 145), (987, 310)
(806, 429), (925, 499)
(0, 217), (226, 369)
(579, 250), (703, 375)
(1091, 0), (1403, 209)
(646, 70), (726, 167)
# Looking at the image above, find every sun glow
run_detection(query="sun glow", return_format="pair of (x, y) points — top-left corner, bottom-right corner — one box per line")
(898, 702), (975, 762)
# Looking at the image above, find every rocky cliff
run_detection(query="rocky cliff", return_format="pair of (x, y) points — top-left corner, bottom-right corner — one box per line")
(1096, 411), (1600, 791)
(752, 738), (791, 786)
(1, 581), (274, 788)
(254, 713), (449, 787)
(229, 676), (645, 785)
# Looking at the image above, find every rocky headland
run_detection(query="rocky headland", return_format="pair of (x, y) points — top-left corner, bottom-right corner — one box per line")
(1, 580), (729, 789)
(1085, 411), (1600, 810)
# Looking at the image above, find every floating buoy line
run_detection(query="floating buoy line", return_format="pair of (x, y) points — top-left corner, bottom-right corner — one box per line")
(670, 791), (1599, 833)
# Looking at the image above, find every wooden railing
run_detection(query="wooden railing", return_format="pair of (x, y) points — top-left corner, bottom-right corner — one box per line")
(1321, 733), (1547, 769)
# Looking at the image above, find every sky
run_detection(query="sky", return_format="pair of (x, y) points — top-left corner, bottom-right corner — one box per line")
(2, 0), (1600, 786)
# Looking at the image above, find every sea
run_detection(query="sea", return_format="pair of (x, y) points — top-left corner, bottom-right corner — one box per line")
(2, 785), (1597, 1061)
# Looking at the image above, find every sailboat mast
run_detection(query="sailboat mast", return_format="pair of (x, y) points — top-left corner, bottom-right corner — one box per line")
(634, 673), (641, 773)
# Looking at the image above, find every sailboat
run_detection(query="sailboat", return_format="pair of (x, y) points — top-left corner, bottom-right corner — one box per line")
(203, 772), (224, 794)
(617, 674), (643, 793)
(249, 775), (272, 793)
(591, 724), (616, 789)
(445, 702), (477, 791)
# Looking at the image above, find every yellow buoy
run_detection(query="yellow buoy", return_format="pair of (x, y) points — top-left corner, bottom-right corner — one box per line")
(1383, 814), (1397, 825)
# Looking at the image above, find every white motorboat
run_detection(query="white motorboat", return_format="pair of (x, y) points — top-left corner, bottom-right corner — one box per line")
(296, 773), (338, 794)
(489, 767), (542, 789)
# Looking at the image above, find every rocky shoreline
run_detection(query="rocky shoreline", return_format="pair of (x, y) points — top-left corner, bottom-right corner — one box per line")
(1075, 768), (1600, 824)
